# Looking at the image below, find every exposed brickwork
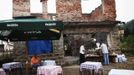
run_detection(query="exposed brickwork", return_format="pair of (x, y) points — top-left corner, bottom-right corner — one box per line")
(13, 0), (117, 65)
(102, 0), (116, 21)
(56, 0), (82, 21)
(56, 0), (103, 22)
(13, 0), (30, 17)
(87, 5), (103, 21)
(13, 0), (116, 21)
(41, 0), (116, 22)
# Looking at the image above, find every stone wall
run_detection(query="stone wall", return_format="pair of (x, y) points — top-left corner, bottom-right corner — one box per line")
(13, 0), (117, 65)
(63, 23), (116, 56)
(64, 26), (113, 34)
(13, 36), (64, 65)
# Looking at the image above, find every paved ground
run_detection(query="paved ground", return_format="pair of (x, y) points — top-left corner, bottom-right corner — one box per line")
(62, 57), (134, 75)
(3, 56), (133, 75)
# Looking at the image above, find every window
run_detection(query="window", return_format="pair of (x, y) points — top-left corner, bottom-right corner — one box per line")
(30, 0), (43, 13)
(81, 0), (101, 14)
(47, 0), (56, 14)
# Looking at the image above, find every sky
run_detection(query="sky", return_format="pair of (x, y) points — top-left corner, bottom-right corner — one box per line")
(0, 0), (134, 22)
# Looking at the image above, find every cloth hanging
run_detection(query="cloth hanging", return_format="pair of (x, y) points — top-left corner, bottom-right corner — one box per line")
(27, 40), (52, 55)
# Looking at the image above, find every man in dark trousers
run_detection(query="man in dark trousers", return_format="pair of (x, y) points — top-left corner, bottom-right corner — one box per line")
(79, 43), (86, 64)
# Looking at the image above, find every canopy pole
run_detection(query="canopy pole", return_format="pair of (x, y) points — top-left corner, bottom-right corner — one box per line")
(25, 42), (28, 75)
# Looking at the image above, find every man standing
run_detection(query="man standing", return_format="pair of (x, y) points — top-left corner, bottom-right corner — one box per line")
(100, 42), (109, 65)
(79, 43), (86, 64)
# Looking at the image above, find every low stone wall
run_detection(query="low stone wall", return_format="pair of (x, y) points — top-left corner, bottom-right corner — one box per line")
(13, 36), (65, 66)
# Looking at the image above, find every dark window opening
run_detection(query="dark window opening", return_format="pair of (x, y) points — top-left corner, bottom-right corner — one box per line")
(64, 32), (108, 56)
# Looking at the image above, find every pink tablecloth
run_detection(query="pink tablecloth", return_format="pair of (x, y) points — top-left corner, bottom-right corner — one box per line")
(0, 68), (6, 75)
(37, 65), (63, 75)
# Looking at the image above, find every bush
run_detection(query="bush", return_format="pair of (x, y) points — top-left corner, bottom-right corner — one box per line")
(120, 35), (134, 56)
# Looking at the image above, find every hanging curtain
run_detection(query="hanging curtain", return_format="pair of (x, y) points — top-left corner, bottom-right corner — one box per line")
(27, 40), (52, 55)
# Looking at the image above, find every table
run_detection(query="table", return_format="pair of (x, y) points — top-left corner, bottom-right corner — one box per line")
(37, 65), (63, 75)
(43, 60), (56, 66)
(2, 62), (22, 70)
(85, 54), (116, 63)
(80, 61), (103, 75)
(108, 69), (134, 75)
(2, 62), (22, 75)
(85, 55), (100, 62)
(0, 68), (6, 75)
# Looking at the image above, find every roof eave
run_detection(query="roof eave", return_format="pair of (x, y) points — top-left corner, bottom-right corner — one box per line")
(63, 21), (120, 27)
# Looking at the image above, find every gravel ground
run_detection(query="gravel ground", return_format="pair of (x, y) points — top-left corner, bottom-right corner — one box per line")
(63, 57), (134, 75)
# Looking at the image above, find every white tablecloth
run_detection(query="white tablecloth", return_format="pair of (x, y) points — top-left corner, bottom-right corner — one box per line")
(37, 65), (63, 75)
(43, 60), (56, 66)
(108, 69), (134, 75)
(80, 61), (103, 72)
(2, 62), (22, 70)
(0, 68), (6, 75)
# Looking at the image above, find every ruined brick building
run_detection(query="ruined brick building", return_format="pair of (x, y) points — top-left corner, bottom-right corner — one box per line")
(13, 0), (120, 65)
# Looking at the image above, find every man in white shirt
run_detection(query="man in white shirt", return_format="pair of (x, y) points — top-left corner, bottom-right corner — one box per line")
(100, 42), (109, 65)
(79, 44), (86, 64)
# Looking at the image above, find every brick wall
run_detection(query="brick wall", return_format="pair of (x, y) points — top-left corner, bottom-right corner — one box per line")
(102, 0), (116, 21)
(56, 0), (104, 22)
(41, 0), (116, 22)
(13, 0), (116, 21)
(13, 0), (117, 65)
(13, 0), (30, 17)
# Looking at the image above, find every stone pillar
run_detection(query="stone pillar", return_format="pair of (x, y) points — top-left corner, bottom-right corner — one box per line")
(42, 0), (48, 19)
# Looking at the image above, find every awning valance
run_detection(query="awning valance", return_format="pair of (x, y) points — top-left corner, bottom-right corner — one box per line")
(0, 18), (64, 41)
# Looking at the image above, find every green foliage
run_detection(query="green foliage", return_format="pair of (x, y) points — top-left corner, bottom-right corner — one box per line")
(124, 20), (134, 34)
(120, 35), (134, 56)
(120, 35), (134, 48)
(116, 23), (125, 30)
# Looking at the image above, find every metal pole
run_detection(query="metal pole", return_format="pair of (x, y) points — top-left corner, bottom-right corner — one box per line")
(25, 42), (28, 75)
